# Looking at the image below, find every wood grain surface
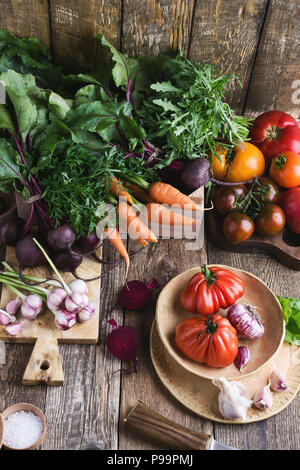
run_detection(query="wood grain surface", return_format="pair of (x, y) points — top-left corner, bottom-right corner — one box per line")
(244, 0), (300, 118)
(122, 0), (195, 56)
(189, 0), (269, 113)
(49, 0), (122, 70)
(0, 0), (51, 49)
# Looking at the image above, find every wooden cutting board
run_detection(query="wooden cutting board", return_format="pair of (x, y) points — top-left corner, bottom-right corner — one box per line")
(207, 210), (300, 270)
(0, 247), (101, 386)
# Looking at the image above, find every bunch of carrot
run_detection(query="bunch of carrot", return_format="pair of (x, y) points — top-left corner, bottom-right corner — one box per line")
(102, 177), (200, 276)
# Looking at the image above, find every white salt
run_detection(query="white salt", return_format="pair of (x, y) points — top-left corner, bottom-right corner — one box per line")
(3, 411), (43, 449)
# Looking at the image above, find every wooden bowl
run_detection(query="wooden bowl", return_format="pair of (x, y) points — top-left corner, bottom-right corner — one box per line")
(0, 413), (3, 449)
(155, 265), (285, 380)
(2, 403), (46, 450)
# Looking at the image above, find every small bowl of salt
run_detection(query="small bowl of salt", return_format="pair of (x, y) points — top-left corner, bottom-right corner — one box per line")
(2, 403), (46, 450)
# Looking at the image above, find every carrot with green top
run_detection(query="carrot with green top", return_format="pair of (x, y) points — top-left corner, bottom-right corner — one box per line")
(121, 175), (200, 212)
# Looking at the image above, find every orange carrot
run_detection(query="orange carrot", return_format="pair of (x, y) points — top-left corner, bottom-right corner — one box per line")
(117, 200), (158, 245)
(146, 202), (196, 226)
(104, 226), (130, 277)
(109, 176), (134, 205)
(149, 182), (199, 212)
(127, 183), (153, 203)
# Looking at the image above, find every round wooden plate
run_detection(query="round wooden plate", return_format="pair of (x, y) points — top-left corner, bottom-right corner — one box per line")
(155, 265), (285, 380)
(150, 321), (300, 424)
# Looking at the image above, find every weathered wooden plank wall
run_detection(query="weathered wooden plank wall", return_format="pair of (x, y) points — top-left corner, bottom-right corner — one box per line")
(244, 0), (300, 117)
(1, 0), (300, 115)
(189, 0), (269, 113)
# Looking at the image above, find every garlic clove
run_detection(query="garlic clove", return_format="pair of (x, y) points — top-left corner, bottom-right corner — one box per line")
(21, 294), (43, 319)
(0, 309), (12, 326)
(253, 381), (273, 410)
(77, 302), (96, 322)
(68, 279), (88, 295)
(270, 370), (288, 392)
(5, 321), (23, 336)
(234, 346), (250, 373)
(47, 289), (67, 313)
(5, 297), (20, 316)
(65, 292), (89, 313)
(54, 310), (77, 330)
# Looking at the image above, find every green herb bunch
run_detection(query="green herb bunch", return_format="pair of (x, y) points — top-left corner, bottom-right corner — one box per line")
(38, 144), (156, 237)
(137, 54), (251, 167)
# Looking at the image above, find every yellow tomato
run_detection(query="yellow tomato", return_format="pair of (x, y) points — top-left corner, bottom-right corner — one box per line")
(211, 142), (265, 183)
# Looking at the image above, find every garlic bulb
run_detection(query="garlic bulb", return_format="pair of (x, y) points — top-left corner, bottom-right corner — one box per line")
(212, 376), (252, 420)
(227, 304), (264, 339)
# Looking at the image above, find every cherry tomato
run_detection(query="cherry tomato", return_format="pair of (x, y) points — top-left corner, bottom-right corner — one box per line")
(175, 315), (238, 367)
(280, 188), (300, 234)
(211, 142), (265, 183)
(255, 204), (286, 236)
(252, 177), (281, 204)
(222, 212), (255, 244)
(213, 184), (248, 215)
(250, 110), (300, 163)
(269, 151), (300, 188)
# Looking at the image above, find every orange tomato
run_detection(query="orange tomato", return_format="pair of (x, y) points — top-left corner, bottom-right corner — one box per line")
(269, 151), (300, 188)
(211, 142), (265, 183)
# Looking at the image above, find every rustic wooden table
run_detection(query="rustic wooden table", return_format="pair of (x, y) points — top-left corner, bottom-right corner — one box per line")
(0, 223), (299, 451)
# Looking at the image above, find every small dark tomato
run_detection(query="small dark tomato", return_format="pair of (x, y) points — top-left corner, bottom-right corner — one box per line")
(253, 177), (281, 204)
(222, 212), (255, 244)
(255, 203), (286, 236)
(213, 185), (248, 216)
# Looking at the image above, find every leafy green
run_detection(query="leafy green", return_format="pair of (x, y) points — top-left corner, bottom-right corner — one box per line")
(0, 30), (62, 89)
(136, 55), (251, 167)
(37, 144), (156, 237)
(0, 70), (51, 141)
(97, 34), (164, 93)
(277, 296), (300, 346)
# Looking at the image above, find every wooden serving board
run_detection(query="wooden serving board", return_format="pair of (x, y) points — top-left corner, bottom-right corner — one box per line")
(0, 247), (101, 386)
(207, 210), (300, 270)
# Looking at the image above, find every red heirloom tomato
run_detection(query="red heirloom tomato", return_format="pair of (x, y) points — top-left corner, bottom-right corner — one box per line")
(250, 110), (300, 163)
(280, 187), (300, 234)
(175, 314), (238, 367)
(180, 265), (245, 315)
